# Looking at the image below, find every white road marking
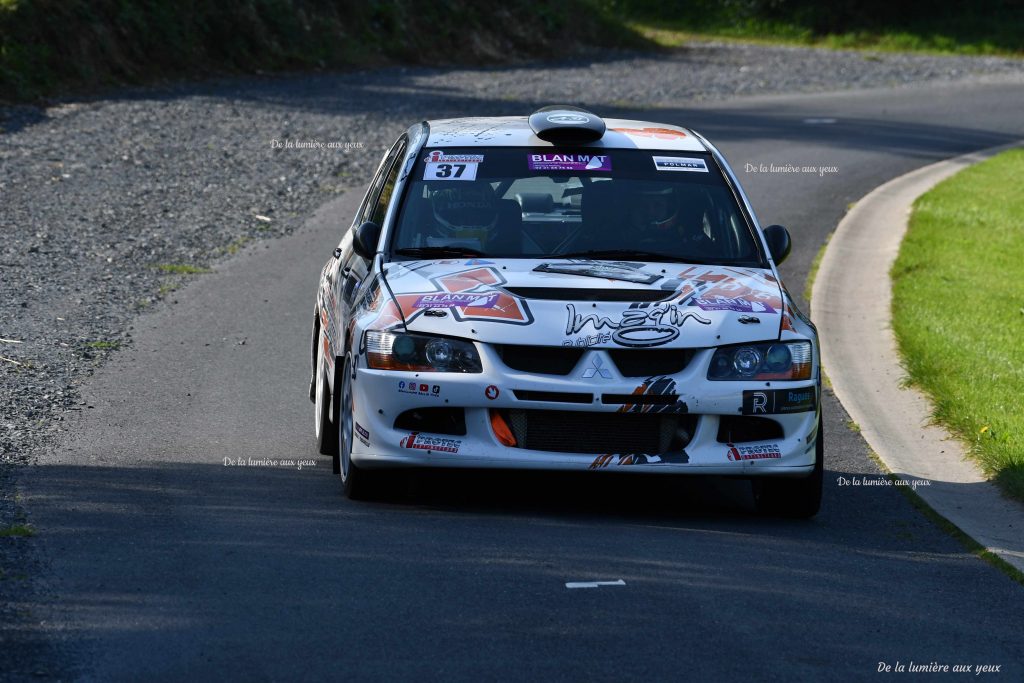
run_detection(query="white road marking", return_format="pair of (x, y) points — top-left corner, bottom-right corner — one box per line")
(565, 579), (626, 589)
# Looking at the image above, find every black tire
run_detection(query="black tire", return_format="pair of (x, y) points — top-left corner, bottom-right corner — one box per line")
(314, 344), (338, 457)
(752, 417), (823, 518)
(337, 352), (384, 500)
(309, 312), (320, 403)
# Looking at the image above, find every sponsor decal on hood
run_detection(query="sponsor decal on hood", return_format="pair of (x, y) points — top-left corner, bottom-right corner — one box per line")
(381, 259), (785, 348)
(689, 295), (776, 314)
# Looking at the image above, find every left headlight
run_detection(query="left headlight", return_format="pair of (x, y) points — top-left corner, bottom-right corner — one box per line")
(364, 331), (483, 373)
(707, 340), (812, 380)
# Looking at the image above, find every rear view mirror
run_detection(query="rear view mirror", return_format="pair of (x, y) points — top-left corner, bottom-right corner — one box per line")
(352, 221), (381, 260)
(763, 224), (791, 265)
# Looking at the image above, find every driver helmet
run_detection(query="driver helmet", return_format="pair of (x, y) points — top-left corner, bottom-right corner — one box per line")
(629, 185), (678, 232)
(430, 183), (499, 243)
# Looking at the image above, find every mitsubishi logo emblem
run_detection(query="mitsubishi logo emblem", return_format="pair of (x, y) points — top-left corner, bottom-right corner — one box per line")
(582, 356), (612, 379)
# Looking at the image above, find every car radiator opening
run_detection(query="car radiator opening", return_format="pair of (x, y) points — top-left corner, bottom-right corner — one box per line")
(502, 409), (697, 454)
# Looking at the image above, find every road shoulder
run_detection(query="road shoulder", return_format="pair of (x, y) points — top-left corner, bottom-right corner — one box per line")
(811, 141), (1024, 574)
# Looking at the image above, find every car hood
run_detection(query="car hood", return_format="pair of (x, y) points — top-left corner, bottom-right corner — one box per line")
(381, 258), (784, 348)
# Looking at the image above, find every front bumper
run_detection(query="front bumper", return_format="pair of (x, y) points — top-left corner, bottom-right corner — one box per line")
(348, 346), (819, 476)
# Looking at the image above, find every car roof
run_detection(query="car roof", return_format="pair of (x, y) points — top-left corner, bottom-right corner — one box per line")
(424, 116), (708, 152)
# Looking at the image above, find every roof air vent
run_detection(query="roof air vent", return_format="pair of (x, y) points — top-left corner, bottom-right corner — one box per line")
(528, 105), (605, 144)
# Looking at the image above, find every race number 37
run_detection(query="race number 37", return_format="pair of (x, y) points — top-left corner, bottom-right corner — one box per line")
(424, 162), (478, 181)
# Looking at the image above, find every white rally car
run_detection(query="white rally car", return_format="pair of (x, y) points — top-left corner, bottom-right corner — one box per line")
(310, 106), (822, 516)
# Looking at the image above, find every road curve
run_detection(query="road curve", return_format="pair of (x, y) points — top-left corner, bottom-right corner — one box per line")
(812, 141), (1024, 574)
(13, 77), (1024, 680)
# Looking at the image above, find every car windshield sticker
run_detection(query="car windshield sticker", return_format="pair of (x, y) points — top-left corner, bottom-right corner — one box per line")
(652, 156), (708, 172)
(527, 153), (611, 172)
(534, 261), (661, 285)
(423, 150), (483, 181)
(424, 151), (485, 163)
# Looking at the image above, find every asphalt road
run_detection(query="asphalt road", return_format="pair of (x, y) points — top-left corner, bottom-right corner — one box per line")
(13, 77), (1024, 681)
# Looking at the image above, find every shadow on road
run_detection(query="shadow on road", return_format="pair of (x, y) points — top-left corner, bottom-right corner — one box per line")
(13, 457), (1020, 679)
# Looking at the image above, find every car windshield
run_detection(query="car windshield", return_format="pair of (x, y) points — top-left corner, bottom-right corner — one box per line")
(390, 147), (764, 266)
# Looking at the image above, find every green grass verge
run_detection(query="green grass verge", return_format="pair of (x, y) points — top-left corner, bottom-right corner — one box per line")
(0, 524), (34, 537)
(891, 149), (1024, 502)
(600, 0), (1024, 57)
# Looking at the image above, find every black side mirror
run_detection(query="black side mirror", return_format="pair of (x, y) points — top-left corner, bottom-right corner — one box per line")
(763, 224), (791, 265)
(352, 221), (381, 260)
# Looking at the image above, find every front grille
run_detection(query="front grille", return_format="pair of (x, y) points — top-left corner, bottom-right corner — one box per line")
(602, 393), (681, 406)
(394, 408), (467, 436)
(495, 345), (583, 375)
(717, 415), (783, 443)
(607, 349), (695, 377)
(505, 287), (670, 302)
(513, 390), (593, 404)
(506, 410), (692, 454)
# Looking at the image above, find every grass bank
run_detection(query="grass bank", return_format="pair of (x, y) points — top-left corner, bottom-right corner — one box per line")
(0, 0), (647, 102)
(598, 0), (1024, 56)
(891, 149), (1024, 502)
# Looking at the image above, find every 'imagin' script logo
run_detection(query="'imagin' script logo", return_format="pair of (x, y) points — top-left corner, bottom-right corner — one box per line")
(565, 303), (711, 348)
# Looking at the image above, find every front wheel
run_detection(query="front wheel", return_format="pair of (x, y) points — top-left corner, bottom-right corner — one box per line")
(752, 417), (823, 518)
(337, 352), (383, 500)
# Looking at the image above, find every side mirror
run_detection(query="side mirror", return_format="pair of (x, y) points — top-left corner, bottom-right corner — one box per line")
(763, 224), (791, 265)
(352, 221), (381, 260)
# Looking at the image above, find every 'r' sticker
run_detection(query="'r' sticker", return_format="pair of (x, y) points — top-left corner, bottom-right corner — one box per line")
(652, 156), (708, 173)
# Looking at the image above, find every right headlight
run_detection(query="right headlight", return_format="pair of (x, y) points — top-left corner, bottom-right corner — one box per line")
(707, 341), (812, 380)
(364, 331), (482, 373)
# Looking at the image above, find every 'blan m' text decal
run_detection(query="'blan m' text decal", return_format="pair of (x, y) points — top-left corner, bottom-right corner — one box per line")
(380, 266), (533, 329)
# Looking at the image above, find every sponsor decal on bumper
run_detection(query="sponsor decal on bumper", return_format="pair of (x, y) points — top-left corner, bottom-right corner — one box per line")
(742, 388), (816, 415)
(399, 432), (462, 453)
(726, 443), (782, 461)
(399, 381), (441, 397)
(355, 422), (371, 446)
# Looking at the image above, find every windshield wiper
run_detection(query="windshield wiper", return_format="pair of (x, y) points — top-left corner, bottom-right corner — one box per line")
(394, 246), (485, 258)
(555, 249), (718, 265)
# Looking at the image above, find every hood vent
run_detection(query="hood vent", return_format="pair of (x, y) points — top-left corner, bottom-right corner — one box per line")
(505, 287), (670, 302)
